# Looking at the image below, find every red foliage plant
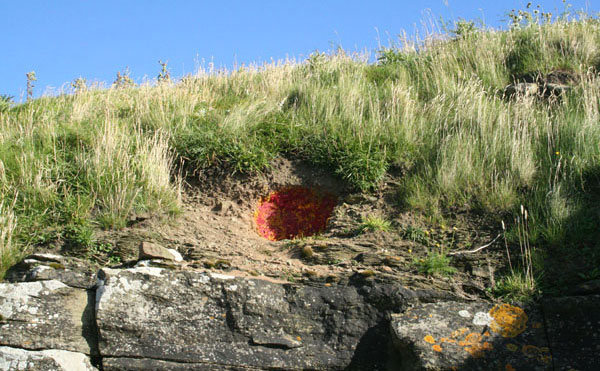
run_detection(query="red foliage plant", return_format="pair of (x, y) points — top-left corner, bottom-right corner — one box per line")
(254, 186), (337, 241)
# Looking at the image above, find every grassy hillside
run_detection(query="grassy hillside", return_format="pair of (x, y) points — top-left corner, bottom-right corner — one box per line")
(2, 5), (600, 299)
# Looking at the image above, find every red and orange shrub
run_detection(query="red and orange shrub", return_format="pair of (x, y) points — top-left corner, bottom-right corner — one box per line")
(254, 186), (337, 241)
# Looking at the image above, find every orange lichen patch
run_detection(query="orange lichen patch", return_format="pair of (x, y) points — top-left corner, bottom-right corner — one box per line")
(466, 332), (482, 343)
(296, 336), (302, 341)
(424, 335), (436, 344)
(464, 346), (485, 358)
(451, 328), (469, 338)
(459, 332), (493, 358)
(483, 331), (491, 337)
(506, 343), (519, 352)
(489, 304), (528, 338)
(466, 341), (494, 358)
(432, 344), (443, 352)
(440, 337), (456, 344)
(505, 364), (516, 371)
(459, 332), (480, 346)
(254, 186), (337, 241)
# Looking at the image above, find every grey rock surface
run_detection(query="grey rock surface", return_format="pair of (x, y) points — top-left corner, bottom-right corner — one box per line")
(0, 280), (97, 355)
(2, 258), (599, 370)
(95, 267), (415, 370)
(542, 82), (570, 97)
(542, 295), (600, 371)
(391, 301), (552, 370)
(0, 346), (97, 371)
(504, 82), (539, 97)
(103, 357), (263, 370)
(4, 255), (96, 289)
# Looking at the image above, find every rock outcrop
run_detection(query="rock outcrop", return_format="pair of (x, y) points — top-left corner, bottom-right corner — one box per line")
(94, 267), (417, 370)
(4, 253), (96, 289)
(2, 254), (600, 370)
(504, 68), (578, 100)
(0, 347), (97, 371)
(542, 295), (600, 371)
(391, 301), (551, 370)
(0, 280), (97, 355)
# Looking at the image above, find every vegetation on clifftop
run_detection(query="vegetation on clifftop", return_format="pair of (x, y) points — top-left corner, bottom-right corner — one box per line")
(1, 4), (600, 300)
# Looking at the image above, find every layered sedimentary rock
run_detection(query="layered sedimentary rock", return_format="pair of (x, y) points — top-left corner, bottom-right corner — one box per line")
(1, 255), (599, 370)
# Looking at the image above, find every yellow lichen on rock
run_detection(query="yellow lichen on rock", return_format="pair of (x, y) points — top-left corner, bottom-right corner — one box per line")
(522, 345), (552, 364)
(450, 328), (468, 338)
(424, 335), (436, 344)
(458, 332), (493, 358)
(489, 304), (528, 338)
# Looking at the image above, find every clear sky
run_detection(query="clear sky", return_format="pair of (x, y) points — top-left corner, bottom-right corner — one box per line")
(1, 0), (597, 101)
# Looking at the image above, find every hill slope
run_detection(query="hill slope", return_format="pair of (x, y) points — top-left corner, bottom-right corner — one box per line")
(2, 7), (600, 300)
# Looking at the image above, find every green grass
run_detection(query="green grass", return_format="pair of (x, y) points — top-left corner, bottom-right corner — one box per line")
(0, 200), (18, 278)
(402, 225), (430, 245)
(492, 270), (539, 303)
(1, 4), (600, 292)
(358, 214), (392, 233)
(414, 250), (457, 277)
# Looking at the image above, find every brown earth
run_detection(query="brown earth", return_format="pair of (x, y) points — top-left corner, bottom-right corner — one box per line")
(41, 157), (510, 300)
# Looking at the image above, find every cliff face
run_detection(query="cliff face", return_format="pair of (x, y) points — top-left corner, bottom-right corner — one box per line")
(1, 254), (599, 370)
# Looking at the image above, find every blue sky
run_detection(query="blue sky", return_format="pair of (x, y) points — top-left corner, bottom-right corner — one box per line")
(1, 1), (597, 101)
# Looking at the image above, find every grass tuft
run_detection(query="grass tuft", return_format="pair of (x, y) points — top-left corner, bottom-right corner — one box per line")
(358, 214), (392, 233)
(0, 200), (19, 280)
(414, 250), (457, 277)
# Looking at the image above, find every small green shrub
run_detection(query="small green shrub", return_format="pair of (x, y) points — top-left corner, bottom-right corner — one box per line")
(112, 68), (135, 88)
(71, 78), (87, 94)
(402, 225), (429, 244)
(359, 214), (391, 233)
(62, 223), (95, 254)
(415, 250), (456, 276)
(450, 19), (477, 39)
(157, 60), (171, 83)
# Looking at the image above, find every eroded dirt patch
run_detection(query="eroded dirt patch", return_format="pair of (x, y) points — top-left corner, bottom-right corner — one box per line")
(46, 158), (507, 298)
